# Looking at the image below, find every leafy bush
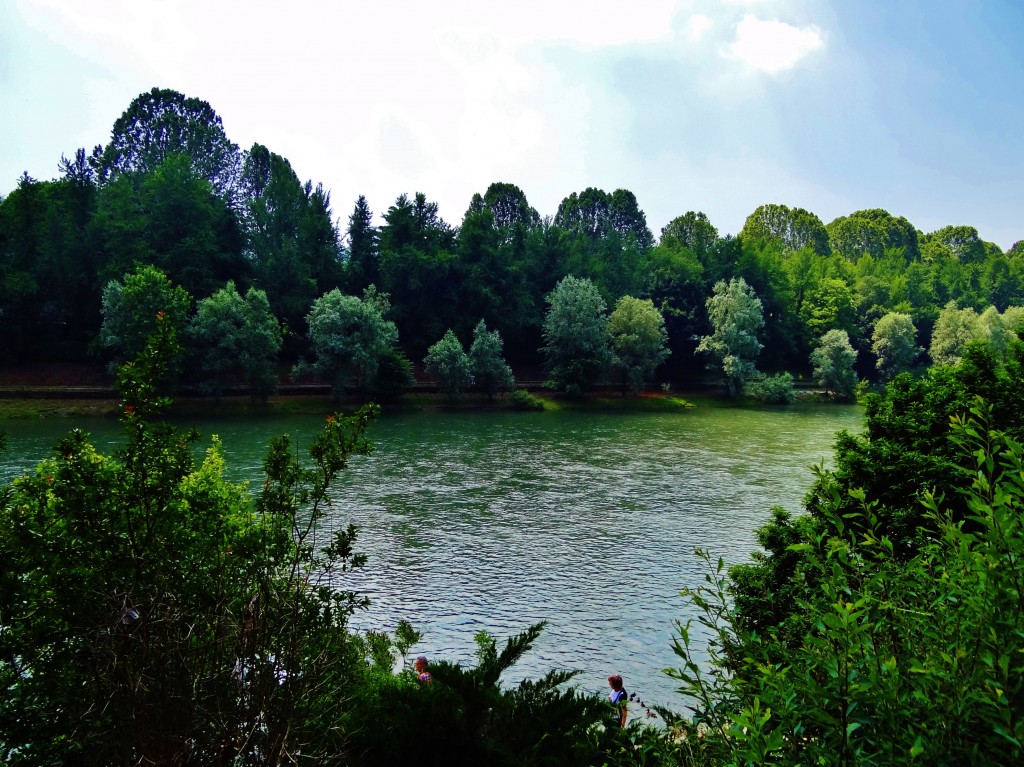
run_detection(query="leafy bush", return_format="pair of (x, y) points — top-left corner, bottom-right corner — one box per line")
(344, 623), (612, 767)
(665, 402), (1024, 766)
(746, 371), (795, 404)
(0, 316), (377, 766)
(470, 319), (515, 400)
(372, 346), (415, 400)
(509, 388), (545, 411)
(424, 328), (473, 401)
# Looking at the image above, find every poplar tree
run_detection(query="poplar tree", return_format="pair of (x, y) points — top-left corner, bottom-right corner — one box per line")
(697, 277), (764, 397)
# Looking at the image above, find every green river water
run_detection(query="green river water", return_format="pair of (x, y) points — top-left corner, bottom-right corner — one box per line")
(0, 402), (863, 715)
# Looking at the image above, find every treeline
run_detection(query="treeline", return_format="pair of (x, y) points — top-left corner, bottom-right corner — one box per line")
(2, 86), (1022, 391)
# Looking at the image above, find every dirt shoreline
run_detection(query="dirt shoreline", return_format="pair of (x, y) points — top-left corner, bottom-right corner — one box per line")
(0, 362), (724, 418)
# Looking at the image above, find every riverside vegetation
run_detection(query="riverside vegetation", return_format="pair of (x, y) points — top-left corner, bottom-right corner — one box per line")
(3, 301), (1024, 765)
(2, 87), (1024, 404)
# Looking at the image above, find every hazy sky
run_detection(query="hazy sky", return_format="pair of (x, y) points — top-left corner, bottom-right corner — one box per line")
(2, 0), (1021, 248)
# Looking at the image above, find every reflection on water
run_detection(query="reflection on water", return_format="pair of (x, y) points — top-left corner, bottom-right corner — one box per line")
(0, 404), (862, 711)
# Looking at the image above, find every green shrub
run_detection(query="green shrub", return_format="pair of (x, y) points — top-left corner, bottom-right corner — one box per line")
(747, 372), (795, 404)
(509, 388), (545, 411)
(343, 623), (611, 767)
(372, 346), (415, 400)
(665, 402), (1024, 766)
(0, 316), (378, 766)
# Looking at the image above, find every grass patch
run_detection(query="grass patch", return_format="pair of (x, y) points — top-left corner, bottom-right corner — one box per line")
(0, 390), (697, 419)
(539, 393), (693, 412)
(0, 398), (121, 419)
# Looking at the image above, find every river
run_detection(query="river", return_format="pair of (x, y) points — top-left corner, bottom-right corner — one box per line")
(0, 402), (863, 714)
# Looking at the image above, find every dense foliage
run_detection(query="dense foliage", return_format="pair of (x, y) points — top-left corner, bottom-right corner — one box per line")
(2, 86), (1021, 397)
(697, 277), (764, 397)
(664, 403), (1024, 766)
(0, 318), (375, 764)
(188, 281), (282, 401)
(424, 328), (473, 401)
(541, 275), (614, 395)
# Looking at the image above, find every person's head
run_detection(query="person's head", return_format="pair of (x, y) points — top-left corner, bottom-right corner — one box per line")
(608, 674), (624, 691)
(415, 656), (429, 672)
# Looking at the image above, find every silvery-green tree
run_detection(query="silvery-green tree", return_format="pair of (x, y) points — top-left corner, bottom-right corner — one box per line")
(424, 329), (473, 402)
(540, 275), (613, 395)
(871, 312), (920, 381)
(188, 281), (282, 401)
(469, 320), (514, 401)
(697, 277), (764, 398)
(989, 306), (1024, 360)
(298, 286), (399, 399)
(608, 295), (670, 395)
(810, 328), (858, 401)
(929, 302), (981, 367)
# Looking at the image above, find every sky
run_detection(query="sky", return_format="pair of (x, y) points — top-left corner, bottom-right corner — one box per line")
(2, 0), (1021, 249)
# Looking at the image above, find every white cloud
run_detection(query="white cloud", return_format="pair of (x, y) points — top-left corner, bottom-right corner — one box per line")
(727, 14), (824, 74)
(685, 14), (713, 42)
(444, 0), (678, 47)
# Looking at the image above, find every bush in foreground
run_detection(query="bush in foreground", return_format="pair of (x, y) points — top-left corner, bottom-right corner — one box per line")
(0, 317), (621, 766)
(665, 402), (1024, 766)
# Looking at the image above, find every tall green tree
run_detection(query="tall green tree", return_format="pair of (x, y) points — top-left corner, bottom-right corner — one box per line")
(298, 286), (400, 399)
(424, 329), (473, 402)
(800, 275), (858, 342)
(555, 187), (652, 247)
(344, 194), (379, 294)
(541, 275), (613, 395)
(826, 208), (919, 262)
(378, 192), (458, 356)
(608, 295), (670, 395)
(91, 154), (246, 299)
(299, 181), (343, 293)
(458, 183), (545, 361)
(659, 210), (718, 256)
(735, 238), (802, 372)
(469, 319), (514, 401)
(871, 312), (921, 381)
(554, 187), (652, 298)
(921, 224), (987, 265)
(94, 87), (242, 201)
(810, 328), (858, 400)
(482, 181), (540, 240)
(239, 144), (314, 343)
(187, 281), (282, 401)
(740, 203), (831, 256)
(0, 173), (99, 360)
(929, 301), (981, 367)
(980, 305), (1024, 361)
(456, 200), (504, 340)
(697, 277), (764, 398)
(641, 236), (707, 374)
(99, 264), (192, 372)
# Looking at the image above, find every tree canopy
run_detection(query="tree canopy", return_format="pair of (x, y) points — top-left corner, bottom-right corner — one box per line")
(541, 275), (613, 395)
(2, 85), (1022, 389)
(299, 287), (400, 398)
(608, 295), (670, 394)
(697, 277), (765, 397)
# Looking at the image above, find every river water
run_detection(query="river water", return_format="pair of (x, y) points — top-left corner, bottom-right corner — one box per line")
(0, 402), (863, 714)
